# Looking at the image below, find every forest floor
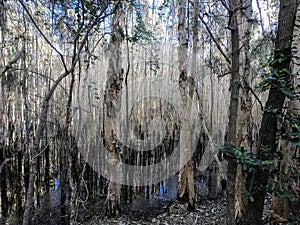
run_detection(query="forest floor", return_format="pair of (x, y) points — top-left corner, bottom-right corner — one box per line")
(4, 192), (273, 225)
(82, 196), (226, 225)
(78, 193), (272, 225)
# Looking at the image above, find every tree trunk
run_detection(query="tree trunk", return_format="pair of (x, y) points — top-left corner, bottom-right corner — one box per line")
(0, 0), (8, 220)
(226, 0), (240, 224)
(235, 0), (253, 223)
(104, 3), (124, 217)
(177, 0), (195, 210)
(243, 1), (298, 224)
(271, 3), (300, 219)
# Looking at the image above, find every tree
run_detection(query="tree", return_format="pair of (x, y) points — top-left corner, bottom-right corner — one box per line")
(271, 3), (300, 220)
(177, 0), (195, 210)
(19, 1), (114, 223)
(103, 2), (124, 217)
(225, 0), (240, 223)
(235, 0), (254, 223)
(243, 0), (298, 224)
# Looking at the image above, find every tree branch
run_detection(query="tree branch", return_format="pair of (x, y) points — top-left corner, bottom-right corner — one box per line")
(255, 0), (265, 34)
(247, 84), (264, 111)
(220, 0), (230, 11)
(198, 14), (231, 65)
(0, 158), (11, 173)
(18, 0), (68, 72)
(1, 46), (25, 76)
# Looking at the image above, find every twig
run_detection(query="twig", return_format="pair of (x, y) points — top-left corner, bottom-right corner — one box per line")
(218, 71), (231, 78)
(255, 0), (265, 34)
(220, 0), (229, 11)
(244, 80), (264, 111)
(32, 144), (49, 160)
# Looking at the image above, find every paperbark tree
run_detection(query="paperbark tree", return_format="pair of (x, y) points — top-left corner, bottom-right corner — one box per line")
(243, 0), (298, 224)
(235, 0), (253, 223)
(177, 0), (195, 210)
(103, 3), (124, 217)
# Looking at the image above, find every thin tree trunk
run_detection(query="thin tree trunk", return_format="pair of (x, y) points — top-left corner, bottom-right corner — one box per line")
(226, 0), (240, 224)
(0, 0), (8, 220)
(22, 70), (72, 225)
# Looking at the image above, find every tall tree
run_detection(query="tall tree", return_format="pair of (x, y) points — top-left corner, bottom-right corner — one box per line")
(235, 0), (253, 223)
(243, 0), (298, 224)
(103, 2), (124, 217)
(177, 0), (195, 210)
(225, 0), (240, 223)
(271, 3), (300, 220)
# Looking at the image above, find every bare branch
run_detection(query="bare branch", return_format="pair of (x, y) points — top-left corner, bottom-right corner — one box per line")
(220, 0), (230, 11)
(32, 144), (49, 160)
(0, 158), (11, 173)
(18, 0), (68, 72)
(1, 46), (25, 76)
(255, 0), (265, 34)
(247, 84), (264, 111)
(218, 71), (231, 78)
(199, 14), (231, 65)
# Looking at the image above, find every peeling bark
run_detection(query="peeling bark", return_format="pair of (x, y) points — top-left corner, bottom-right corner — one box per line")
(103, 4), (124, 217)
(177, 0), (195, 210)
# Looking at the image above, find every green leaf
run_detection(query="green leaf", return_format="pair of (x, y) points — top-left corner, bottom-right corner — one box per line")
(261, 160), (273, 165)
(291, 141), (300, 146)
(249, 196), (254, 203)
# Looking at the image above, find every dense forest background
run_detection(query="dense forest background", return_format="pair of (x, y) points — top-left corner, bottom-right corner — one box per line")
(0, 0), (299, 224)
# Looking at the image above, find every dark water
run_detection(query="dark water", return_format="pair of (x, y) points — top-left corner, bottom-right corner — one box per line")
(158, 175), (178, 200)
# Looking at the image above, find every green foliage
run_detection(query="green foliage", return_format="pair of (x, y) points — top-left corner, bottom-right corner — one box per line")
(291, 123), (300, 146)
(257, 44), (294, 98)
(243, 191), (255, 203)
(287, 213), (300, 225)
(273, 182), (298, 201)
(220, 143), (273, 171)
(126, 0), (153, 43)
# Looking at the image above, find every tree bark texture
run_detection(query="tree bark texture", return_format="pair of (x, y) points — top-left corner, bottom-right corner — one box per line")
(177, 0), (195, 210)
(243, 1), (298, 224)
(104, 3), (124, 217)
(226, 0), (240, 224)
(235, 0), (253, 223)
(271, 3), (300, 218)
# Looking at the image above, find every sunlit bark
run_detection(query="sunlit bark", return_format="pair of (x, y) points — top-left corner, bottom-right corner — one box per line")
(177, 0), (195, 210)
(103, 3), (124, 217)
